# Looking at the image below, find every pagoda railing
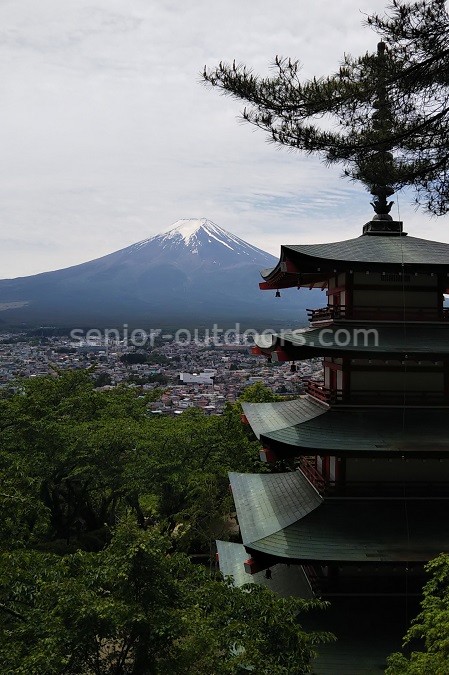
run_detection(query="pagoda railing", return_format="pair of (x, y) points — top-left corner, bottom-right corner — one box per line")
(299, 458), (326, 491)
(298, 461), (449, 498)
(307, 305), (447, 323)
(306, 306), (345, 322)
(301, 564), (323, 595)
(306, 380), (339, 403)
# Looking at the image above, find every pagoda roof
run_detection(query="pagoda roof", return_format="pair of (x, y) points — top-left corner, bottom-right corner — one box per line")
(243, 398), (449, 456)
(230, 470), (449, 563)
(254, 323), (449, 358)
(241, 397), (327, 439)
(261, 233), (449, 289)
(229, 470), (322, 544)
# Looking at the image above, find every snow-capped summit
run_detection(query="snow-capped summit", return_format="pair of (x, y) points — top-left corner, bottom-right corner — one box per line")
(132, 218), (274, 265)
(165, 218), (217, 244)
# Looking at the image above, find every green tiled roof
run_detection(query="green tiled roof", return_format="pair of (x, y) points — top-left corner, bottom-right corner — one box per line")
(285, 234), (449, 267)
(260, 234), (449, 286)
(262, 406), (449, 454)
(215, 540), (313, 598)
(229, 471), (322, 545)
(230, 471), (449, 562)
(255, 324), (449, 356)
(249, 499), (449, 562)
(241, 397), (327, 439)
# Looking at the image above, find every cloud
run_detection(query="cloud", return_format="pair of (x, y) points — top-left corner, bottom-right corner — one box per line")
(0, 0), (448, 278)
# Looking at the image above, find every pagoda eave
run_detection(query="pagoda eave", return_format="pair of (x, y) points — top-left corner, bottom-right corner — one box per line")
(260, 236), (449, 290)
(244, 545), (440, 566)
(259, 274), (327, 291)
(260, 408), (449, 456)
(230, 471), (449, 564)
(241, 399), (449, 457)
(253, 324), (449, 359)
(261, 434), (449, 460)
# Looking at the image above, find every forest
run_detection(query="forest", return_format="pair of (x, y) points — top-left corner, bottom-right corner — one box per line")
(0, 371), (333, 674)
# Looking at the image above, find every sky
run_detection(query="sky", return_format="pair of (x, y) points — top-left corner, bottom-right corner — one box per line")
(1, 0), (448, 279)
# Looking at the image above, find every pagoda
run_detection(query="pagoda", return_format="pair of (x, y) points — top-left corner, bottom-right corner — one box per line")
(232, 208), (449, 589)
(217, 209), (449, 670)
(223, 176), (449, 662)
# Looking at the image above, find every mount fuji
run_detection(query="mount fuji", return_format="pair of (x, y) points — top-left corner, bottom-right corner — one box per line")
(0, 219), (321, 327)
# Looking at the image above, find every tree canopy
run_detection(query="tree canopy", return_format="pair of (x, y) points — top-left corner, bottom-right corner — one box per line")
(386, 553), (449, 673)
(0, 519), (333, 674)
(203, 0), (449, 216)
(0, 372), (333, 672)
(0, 371), (262, 551)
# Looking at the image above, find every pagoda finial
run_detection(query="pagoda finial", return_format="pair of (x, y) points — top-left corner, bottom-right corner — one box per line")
(370, 185), (395, 220)
(369, 41), (395, 221)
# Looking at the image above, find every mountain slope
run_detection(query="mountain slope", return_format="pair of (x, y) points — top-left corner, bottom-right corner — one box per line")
(0, 219), (322, 327)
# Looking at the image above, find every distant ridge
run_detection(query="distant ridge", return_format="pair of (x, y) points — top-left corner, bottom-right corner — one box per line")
(0, 218), (322, 327)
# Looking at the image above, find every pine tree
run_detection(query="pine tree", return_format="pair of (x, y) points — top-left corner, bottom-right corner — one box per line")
(203, 0), (449, 216)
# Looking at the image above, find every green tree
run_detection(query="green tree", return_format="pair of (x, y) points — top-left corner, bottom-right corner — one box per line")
(0, 371), (158, 545)
(203, 0), (449, 215)
(138, 406), (260, 551)
(94, 371), (112, 387)
(0, 372), (260, 552)
(386, 553), (449, 674)
(239, 381), (283, 403)
(0, 519), (333, 675)
(0, 371), (335, 673)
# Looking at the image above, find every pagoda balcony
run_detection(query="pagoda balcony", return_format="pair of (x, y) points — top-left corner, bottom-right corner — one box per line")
(306, 380), (337, 403)
(307, 305), (449, 324)
(307, 306), (346, 323)
(298, 457), (326, 491)
(299, 459), (449, 498)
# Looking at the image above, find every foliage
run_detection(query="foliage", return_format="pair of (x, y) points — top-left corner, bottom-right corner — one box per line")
(203, 0), (449, 215)
(239, 381), (284, 403)
(0, 520), (332, 674)
(0, 460), (50, 549)
(146, 351), (169, 365)
(0, 373), (332, 672)
(1, 371), (154, 545)
(0, 371), (262, 550)
(386, 553), (449, 674)
(94, 371), (112, 387)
